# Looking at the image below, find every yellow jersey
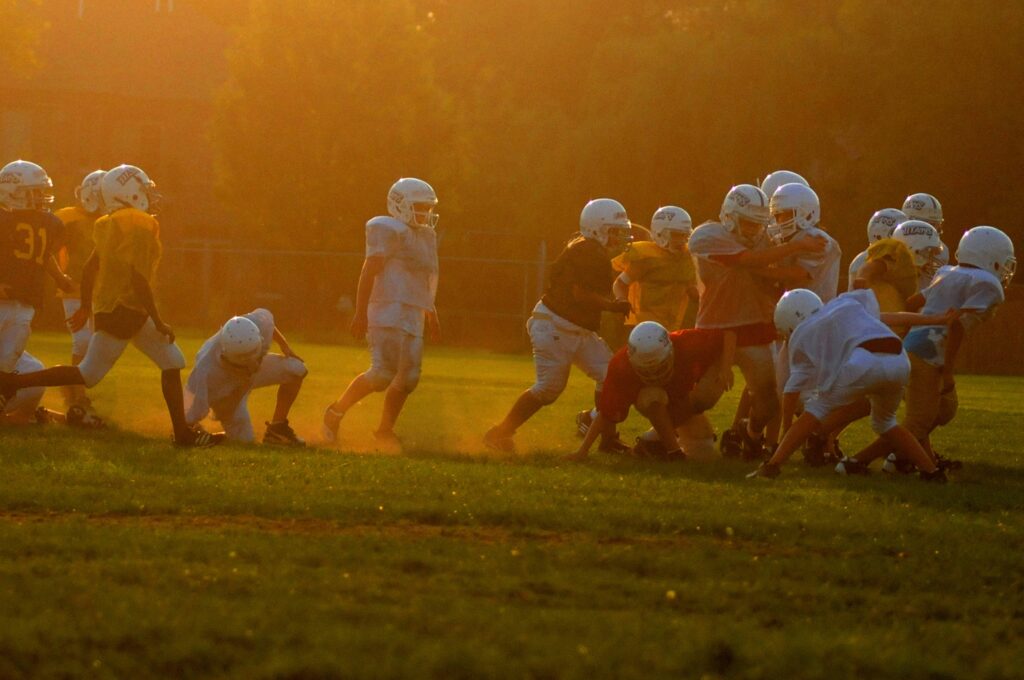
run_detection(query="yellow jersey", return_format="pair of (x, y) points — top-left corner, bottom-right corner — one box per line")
(611, 240), (696, 330)
(92, 208), (162, 315)
(866, 238), (918, 308)
(54, 205), (98, 296)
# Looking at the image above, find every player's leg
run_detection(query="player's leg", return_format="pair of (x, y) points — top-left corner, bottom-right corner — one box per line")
(485, 316), (571, 451)
(376, 333), (423, 446)
(1, 353), (48, 424)
(60, 297), (95, 417)
(251, 354), (307, 446)
(676, 413), (718, 462)
(322, 327), (399, 442)
(734, 345), (779, 460)
(633, 388), (684, 459)
(573, 331), (626, 453)
(0, 301), (36, 407)
(215, 397), (257, 444)
(131, 319), (214, 446)
(901, 353), (942, 463)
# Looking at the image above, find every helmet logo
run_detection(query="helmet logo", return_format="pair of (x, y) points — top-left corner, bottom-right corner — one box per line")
(903, 224), (932, 237)
(116, 168), (140, 186)
(0, 173), (20, 185)
(908, 199), (926, 211)
(733, 193), (750, 207)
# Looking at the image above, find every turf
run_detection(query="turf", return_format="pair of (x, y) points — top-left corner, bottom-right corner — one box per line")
(1, 332), (1022, 679)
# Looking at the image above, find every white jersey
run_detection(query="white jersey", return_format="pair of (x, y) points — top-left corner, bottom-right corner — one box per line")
(365, 216), (439, 337)
(787, 288), (898, 395)
(904, 265), (1003, 368)
(848, 249), (869, 290)
(786, 226), (841, 302)
(689, 222), (777, 329)
(185, 308), (275, 424)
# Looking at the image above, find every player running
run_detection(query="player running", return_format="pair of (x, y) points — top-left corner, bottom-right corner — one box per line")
(321, 178), (440, 450)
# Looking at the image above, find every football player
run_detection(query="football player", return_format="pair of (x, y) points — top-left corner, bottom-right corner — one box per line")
(185, 310), (307, 446)
(0, 164), (218, 447)
(321, 178), (440, 450)
(890, 220), (945, 293)
(53, 169), (106, 426)
(856, 226), (1015, 471)
(568, 322), (735, 462)
(0, 160), (68, 410)
(848, 208), (907, 289)
(483, 198), (632, 454)
(0, 352), (59, 425)
(748, 288), (953, 481)
(688, 184), (825, 460)
(759, 170), (808, 204)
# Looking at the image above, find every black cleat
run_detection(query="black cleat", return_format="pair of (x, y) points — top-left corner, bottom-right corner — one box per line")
(175, 426), (225, 449)
(720, 428), (744, 458)
(575, 410), (592, 438)
(802, 432), (830, 467)
(834, 457), (870, 476)
(919, 468), (948, 483)
(882, 453), (917, 475)
(632, 436), (667, 459)
(264, 419), (306, 447)
(598, 434), (631, 455)
(747, 462), (781, 479)
(934, 453), (962, 472)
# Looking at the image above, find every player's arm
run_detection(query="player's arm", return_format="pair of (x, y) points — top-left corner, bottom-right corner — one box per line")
(45, 255), (74, 292)
(612, 273), (631, 301)
(67, 252), (99, 332)
(880, 308), (962, 328)
(350, 255), (385, 340)
(780, 391), (801, 435)
(272, 327), (302, 361)
(905, 292), (925, 312)
(716, 331), (737, 390)
(713, 235), (824, 269)
(131, 269), (173, 342)
(572, 284), (632, 315)
(567, 410), (607, 461)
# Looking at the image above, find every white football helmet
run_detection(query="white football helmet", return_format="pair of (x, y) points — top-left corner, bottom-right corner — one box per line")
(866, 208), (907, 243)
(580, 198), (631, 249)
(768, 183), (820, 243)
(892, 220), (943, 277)
(627, 321), (674, 385)
(75, 170), (107, 214)
(720, 184), (770, 238)
(0, 160), (54, 210)
(760, 170), (809, 202)
(387, 177), (438, 228)
(956, 226), (1016, 286)
(101, 164), (160, 213)
(902, 193), (943, 232)
(219, 316), (264, 371)
(774, 289), (823, 338)
(650, 206), (692, 252)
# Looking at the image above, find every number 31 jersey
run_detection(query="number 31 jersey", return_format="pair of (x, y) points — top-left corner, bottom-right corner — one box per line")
(0, 209), (65, 309)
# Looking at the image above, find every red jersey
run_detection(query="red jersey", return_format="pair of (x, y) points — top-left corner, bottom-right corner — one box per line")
(599, 328), (725, 423)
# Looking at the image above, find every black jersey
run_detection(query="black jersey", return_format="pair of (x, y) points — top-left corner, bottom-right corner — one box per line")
(0, 209), (65, 309)
(541, 236), (615, 331)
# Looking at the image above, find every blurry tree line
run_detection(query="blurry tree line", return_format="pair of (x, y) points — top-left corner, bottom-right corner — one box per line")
(214, 0), (1023, 268)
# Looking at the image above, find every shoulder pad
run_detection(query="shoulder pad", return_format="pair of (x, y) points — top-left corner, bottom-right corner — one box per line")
(366, 215), (408, 234)
(54, 206), (86, 225)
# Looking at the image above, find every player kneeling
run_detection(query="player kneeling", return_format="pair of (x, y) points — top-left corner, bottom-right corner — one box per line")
(748, 289), (952, 481)
(185, 310), (307, 446)
(568, 322), (735, 462)
(0, 353), (63, 425)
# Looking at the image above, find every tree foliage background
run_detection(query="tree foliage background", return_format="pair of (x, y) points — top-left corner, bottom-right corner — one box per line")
(213, 0), (1024, 266)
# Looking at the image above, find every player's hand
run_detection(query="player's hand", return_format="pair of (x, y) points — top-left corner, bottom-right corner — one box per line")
(350, 313), (368, 341)
(940, 308), (963, 325)
(153, 319), (175, 343)
(610, 299), (632, 316)
(794, 233), (827, 254)
(67, 305), (91, 332)
(426, 311), (442, 342)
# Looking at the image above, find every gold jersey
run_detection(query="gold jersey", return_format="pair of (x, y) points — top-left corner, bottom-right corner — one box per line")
(612, 240), (696, 330)
(92, 208), (162, 315)
(54, 205), (98, 296)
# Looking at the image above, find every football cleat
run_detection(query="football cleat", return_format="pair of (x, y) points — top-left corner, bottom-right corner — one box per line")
(483, 426), (516, 453)
(321, 404), (344, 443)
(174, 426), (225, 449)
(881, 453), (917, 475)
(919, 468), (948, 484)
(33, 406), (65, 425)
(834, 457), (870, 476)
(632, 435), (667, 459)
(66, 405), (105, 429)
(740, 429), (770, 462)
(720, 427), (744, 458)
(575, 409), (592, 438)
(598, 434), (631, 455)
(934, 453), (962, 472)
(802, 432), (831, 467)
(747, 462), (781, 479)
(263, 420), (306, 447)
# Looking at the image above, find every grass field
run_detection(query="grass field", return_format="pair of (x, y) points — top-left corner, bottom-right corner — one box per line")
(1, 331), (1023, 679)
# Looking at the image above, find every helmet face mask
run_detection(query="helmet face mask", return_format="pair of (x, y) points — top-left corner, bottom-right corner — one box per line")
(580, 198), (631, 250)
(0, 160), (54, 211)
(721, 184), (770, 245)
(956, 226), (1016, 287)
(650, 206), (692, 252)
(388, 178), (439, 229)
(627, 322), (674, 386)
(768, 183), (820, 244)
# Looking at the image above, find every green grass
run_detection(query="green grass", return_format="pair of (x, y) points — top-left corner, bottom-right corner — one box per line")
(1, 332), (1023, 679)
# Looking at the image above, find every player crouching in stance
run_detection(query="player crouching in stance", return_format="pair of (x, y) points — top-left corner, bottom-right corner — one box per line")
(0, 165), (218, 448)
(748, 288), (953, 481)
(185, 311), (306, 446)
(322, 178), (440, 450)
(484, 199), (632, 454)
(568, 322), (735, 462)
(1, 353), (63, 425)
